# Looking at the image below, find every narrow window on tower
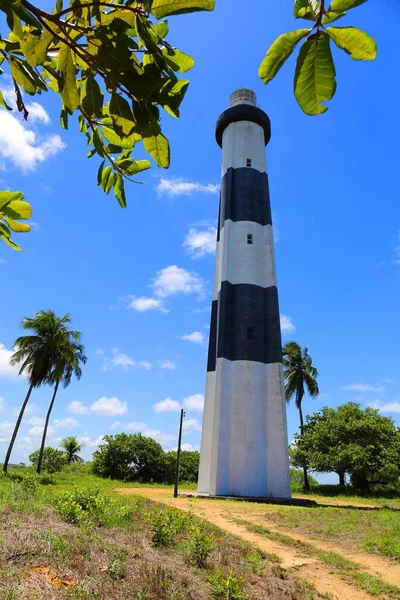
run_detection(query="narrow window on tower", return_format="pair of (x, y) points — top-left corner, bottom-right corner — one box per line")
(247, 233), (253, 245)
(247, 327), (254, 341)
(246, 158), (252, 167)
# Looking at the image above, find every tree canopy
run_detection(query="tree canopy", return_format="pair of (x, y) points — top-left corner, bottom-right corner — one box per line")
(0, 0), (376, 250)
(29, 446), (67, 472)
(290, 402), (400, 489)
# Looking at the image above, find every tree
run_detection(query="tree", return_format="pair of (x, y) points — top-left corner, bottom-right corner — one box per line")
(92, 433), (165, 482)
(0, 0), (376, 250)
(37, 318), (87, 474)
(283, 341), (319, 491)
(290, 403), (400, 489)
(163, 450), (200, 484)
(60, 436), (85, 465)
(29, 447), (66, 473)
(2, 310), (85, 473)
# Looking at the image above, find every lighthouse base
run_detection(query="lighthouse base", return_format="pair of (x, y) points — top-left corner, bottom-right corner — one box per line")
(179, 492), (315, 507)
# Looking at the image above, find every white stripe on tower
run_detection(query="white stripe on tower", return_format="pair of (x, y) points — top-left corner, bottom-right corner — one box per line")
(198, 89), (291, 499)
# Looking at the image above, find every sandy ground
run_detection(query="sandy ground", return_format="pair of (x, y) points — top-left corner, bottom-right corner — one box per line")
(115, 487), (400, 600)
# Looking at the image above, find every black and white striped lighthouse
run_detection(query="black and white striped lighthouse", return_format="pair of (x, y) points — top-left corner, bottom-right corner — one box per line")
(198, 89), (291, 499)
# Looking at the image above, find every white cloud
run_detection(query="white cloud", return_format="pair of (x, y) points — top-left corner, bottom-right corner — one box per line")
(142, 428), (177, 445)
(68, 401), (89, 415)
(12, 403), (36, 417)
(53, 417), (79, 429)
(28, 424), (54, 437)
(182, 418), (202, 433)
(156, 177), (219, 197)
(26, 417), (44, 426)
(0, 421), (14, 436)
(127, 296), (168, 313)
(154, 398), (181, 413)
(68, 397), (128, 416)
(194, 307), (210, 314)
(110, 421), (122, 430)
(179, 331), (205, 344)
(89, 397), (128, 416)
(158, 360), (177, 371)
(110, 351), (136, 368)
(0, 343), (22, 380)
(25, 102), (50, 124)
(95, 349), (105, 356)
(183, 394), (204, 412)
(280, 315), (296, 336)
(368, 400), (400, 413)
(0, 397), (4, 413)
(341, 384), (385, 393)
(101, 349), (153, 371)
(138, 360), (153, 371)
(153, 265), (204, 299)
(181, 443), (193, 451)
(126, 421), (147, 431)
(79, 435), (105, 448)
(183, 226), (217, 259)
(0, 111), (65, 172)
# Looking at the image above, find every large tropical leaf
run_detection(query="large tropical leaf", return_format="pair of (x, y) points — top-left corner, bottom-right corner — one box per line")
(150, 0), (215, 18)
(143, 133), (170, 167)
(326, 26), (377, 60)
(294, 32), (336, 115)
(329, 0), (367, 10)
(294, 0), (319, 20)
(259, 29), (310, 84)
(57, 45), (80, 111)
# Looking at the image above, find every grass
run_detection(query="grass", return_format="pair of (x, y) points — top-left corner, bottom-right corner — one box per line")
(241, 503), (400, 562)
(235, 519), (400, 599)
(0, 471), (327, 600)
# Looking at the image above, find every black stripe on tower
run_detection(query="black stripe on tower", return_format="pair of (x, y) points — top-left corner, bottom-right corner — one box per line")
(220, 168), (272, 231)
(207, 300), (218, 372)
(217, 282), (282, 365)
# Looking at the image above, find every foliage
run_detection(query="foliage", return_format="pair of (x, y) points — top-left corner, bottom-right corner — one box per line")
(259, 0), (377, 115)
(283, 341), (319, 490)
(107, 548), (128, 579)
(92, 432), (163, 482)
(163, 449), (200, 483)
(187, 525), (215, 567)
(3, 310), (86, 474)
(29, 447), (67, 473)
(290, 402), (400, 489)
(0, 0), (215, 248)
(208, 570), (249, 600)
(290, 467), (318, 491)
(148, 506), (193, 546)
(55, 487), (112, 525)
(0, 190), (32, 250)
(60, 436), (85, 465)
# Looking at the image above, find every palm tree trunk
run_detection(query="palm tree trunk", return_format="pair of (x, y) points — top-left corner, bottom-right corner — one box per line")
(37, 381), (60, 474)
(3, 383), (34, 473)
(297, 403), (310, 491)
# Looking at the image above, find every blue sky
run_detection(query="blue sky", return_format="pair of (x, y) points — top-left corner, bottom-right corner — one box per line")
(0, 0), (399, 481)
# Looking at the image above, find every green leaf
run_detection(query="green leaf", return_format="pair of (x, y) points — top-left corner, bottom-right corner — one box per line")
(60, 106), (69, 129)
(294, 0), (319, 20)
(0, 191), (24, 209)
(97, 160), (105, 186)
(294, 32), (336, 115)
(3, 217), (31, 232)
(153, 20), (169, 38)
(259, 29), (310, 84)
(326, 26), (377, 60)
(9, 0), (41, 29)
(159, 79), (189, 118)
(116, 158), (151, 175)
(162, 47), (194, 73)
(143, 133), (170, 167)
(81, 76), (104, 118)
(20, 30), (53, 67)
(1, 235), (21, 251)
(100, 165), (112, 190)
(102, 126), (141, 149)
(0, 222), (11, 239)
(109, 93), (136, 137)
(57, 44), (80, 111)
(114, 176), (127, 208)
(2, 200), (32, 219)
(105, 172), (117, 194)
(150, 0), (215, 19)
(9, 57), (36, 95)
(0, 90), (12, 110)
(329, 0), (367, 10)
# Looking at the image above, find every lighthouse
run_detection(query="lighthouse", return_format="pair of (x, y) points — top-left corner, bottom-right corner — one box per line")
(197, 89), (291, 499)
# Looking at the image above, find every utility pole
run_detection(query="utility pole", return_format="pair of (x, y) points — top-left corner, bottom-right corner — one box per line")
(174, 408), (185, 498)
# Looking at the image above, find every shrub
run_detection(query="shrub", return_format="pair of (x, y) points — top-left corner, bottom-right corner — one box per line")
(149, 509), (176, 547)
(188, 526), (215, 567)
(209, 570), (249, 600)
(55, 496), (84, 524)
(55, 488), (111, 526)
(39, 474), (55, 486)
(107, 549), (128, 579)
(29, 447), (66, 473)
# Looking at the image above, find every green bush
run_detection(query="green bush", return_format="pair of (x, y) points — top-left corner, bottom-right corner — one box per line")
(55, 488), (111, 526)
(188, 526), (214, 567)
(208, 570), (249, 600)
(29, 447), (66, 473)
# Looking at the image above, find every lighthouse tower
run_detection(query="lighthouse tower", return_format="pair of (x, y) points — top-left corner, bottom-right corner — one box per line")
(197, 89), (291, 499)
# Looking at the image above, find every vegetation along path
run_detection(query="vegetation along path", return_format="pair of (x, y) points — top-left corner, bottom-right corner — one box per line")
(116, 487), (400, 600)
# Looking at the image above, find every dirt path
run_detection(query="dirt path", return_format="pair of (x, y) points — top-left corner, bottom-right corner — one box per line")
(115, 487), (399, 599)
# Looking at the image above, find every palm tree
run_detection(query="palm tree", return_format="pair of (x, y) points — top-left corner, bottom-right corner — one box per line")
(283, 341), (319, 491)
(60, 436), (85, 465)
(2, 311), (85, 473)
(36, 329), (87, 474)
